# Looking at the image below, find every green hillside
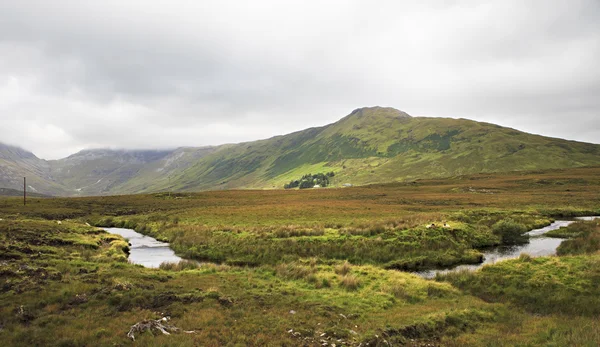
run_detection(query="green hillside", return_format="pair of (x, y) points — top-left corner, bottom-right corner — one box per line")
(2, 106), (600, 195)
(130, 107), (600, 192)
(0, 143), (70, 196)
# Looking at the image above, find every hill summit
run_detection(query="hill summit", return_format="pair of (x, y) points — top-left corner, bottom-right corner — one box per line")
(2, 106), (600, 196)
(346, 106), (411, 119)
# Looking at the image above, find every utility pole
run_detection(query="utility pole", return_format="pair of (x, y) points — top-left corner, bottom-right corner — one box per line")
(23, 177), (26, 206)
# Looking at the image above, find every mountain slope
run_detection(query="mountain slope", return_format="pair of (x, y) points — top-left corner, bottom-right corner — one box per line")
(2, 106), (600, 195)
(48, 149), (175, 195)
(140, 106), (600, 192)
(0, 144), (216, 196)
(0, 187), (51, 198)
(0, 143), (69, 196)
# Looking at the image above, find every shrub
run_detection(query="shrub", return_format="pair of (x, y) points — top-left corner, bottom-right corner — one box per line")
(492, 218), (528, 244)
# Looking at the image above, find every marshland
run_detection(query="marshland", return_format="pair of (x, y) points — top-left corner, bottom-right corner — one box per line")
(2, 167), (600, 346)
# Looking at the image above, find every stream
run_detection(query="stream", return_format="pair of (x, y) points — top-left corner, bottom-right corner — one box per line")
(103, 227), (182, 268)
(414, 216), (600, 279)
(104, 216), (599, 271)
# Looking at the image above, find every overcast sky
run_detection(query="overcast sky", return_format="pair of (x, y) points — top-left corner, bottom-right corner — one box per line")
(1, 1), (599, 159)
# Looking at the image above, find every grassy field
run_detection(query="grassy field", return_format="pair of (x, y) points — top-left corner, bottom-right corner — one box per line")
(1, 166), (600, 345)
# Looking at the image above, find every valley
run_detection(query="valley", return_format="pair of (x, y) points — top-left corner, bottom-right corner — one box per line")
(1, 167), (600, 346)
(3, 107), (600, 196)
(3, 1), (599, 346)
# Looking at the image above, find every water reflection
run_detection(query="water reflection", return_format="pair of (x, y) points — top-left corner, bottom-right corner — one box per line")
(415, 217), (599, 279)
(103, 227), (182, 268)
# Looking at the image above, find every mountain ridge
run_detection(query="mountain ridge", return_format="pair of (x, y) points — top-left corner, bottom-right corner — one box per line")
(2, 106), (600, 196)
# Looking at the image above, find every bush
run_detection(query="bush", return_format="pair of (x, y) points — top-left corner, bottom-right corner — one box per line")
(492, 218), (528, 244)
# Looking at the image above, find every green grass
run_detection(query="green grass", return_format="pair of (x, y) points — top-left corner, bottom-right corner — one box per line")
(556, 220), (600, 255)
(0, 218), (502, 346)
(2, 167), (600, 345)
(436, 254), (600, 316)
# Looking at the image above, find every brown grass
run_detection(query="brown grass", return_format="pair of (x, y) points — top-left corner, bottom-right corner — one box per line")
(339, 274), (361, 290)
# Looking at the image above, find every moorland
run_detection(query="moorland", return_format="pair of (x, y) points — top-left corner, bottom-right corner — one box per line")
(1, 166), (600, 346)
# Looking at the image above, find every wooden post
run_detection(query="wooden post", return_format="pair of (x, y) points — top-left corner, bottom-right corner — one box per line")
(23, 177), (26, 206)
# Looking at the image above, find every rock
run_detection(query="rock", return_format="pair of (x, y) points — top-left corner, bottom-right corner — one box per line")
(127, 316), (195, 341)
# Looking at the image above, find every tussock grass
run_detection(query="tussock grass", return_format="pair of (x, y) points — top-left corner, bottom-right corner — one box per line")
(276, 262), (317, 280)
(159, 260), (200, 271)
(556, 221), (600, 255)
(334, 260), (352, 275)
(338, 274), (361, 290)
(437, 254), (600, 316)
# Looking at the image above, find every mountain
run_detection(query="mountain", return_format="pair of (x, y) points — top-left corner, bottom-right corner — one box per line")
(0, 143), (215, 196)
(0, 143), (69, 196)
(2, 106), (600, 196)
(73, 146), (217, 194)
(49, 149), (175, 195)
(0, 187), (51, 198)
(125, 106), (600, 192)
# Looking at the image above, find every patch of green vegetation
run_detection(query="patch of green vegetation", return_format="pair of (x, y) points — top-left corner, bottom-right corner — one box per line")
(0, 218), (507, 346)
(491, 218), (528, 244)
(556, 220), (600, 255)
(284, 171), (335, 189)
(437, 254), (600, 316)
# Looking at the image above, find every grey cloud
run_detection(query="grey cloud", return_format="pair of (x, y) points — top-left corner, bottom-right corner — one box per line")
(0, 0), (599, 159)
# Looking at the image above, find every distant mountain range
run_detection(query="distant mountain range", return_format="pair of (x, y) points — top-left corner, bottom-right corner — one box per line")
(2, 106), (600, 196)
(0, 188), (50, 198)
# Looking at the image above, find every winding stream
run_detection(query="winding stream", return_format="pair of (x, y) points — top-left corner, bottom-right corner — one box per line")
(104, 216), (599, 271)
(415, 217), (599, 279)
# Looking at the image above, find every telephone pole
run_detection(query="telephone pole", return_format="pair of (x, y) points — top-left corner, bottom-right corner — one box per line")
(23, 177), (26, 206)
